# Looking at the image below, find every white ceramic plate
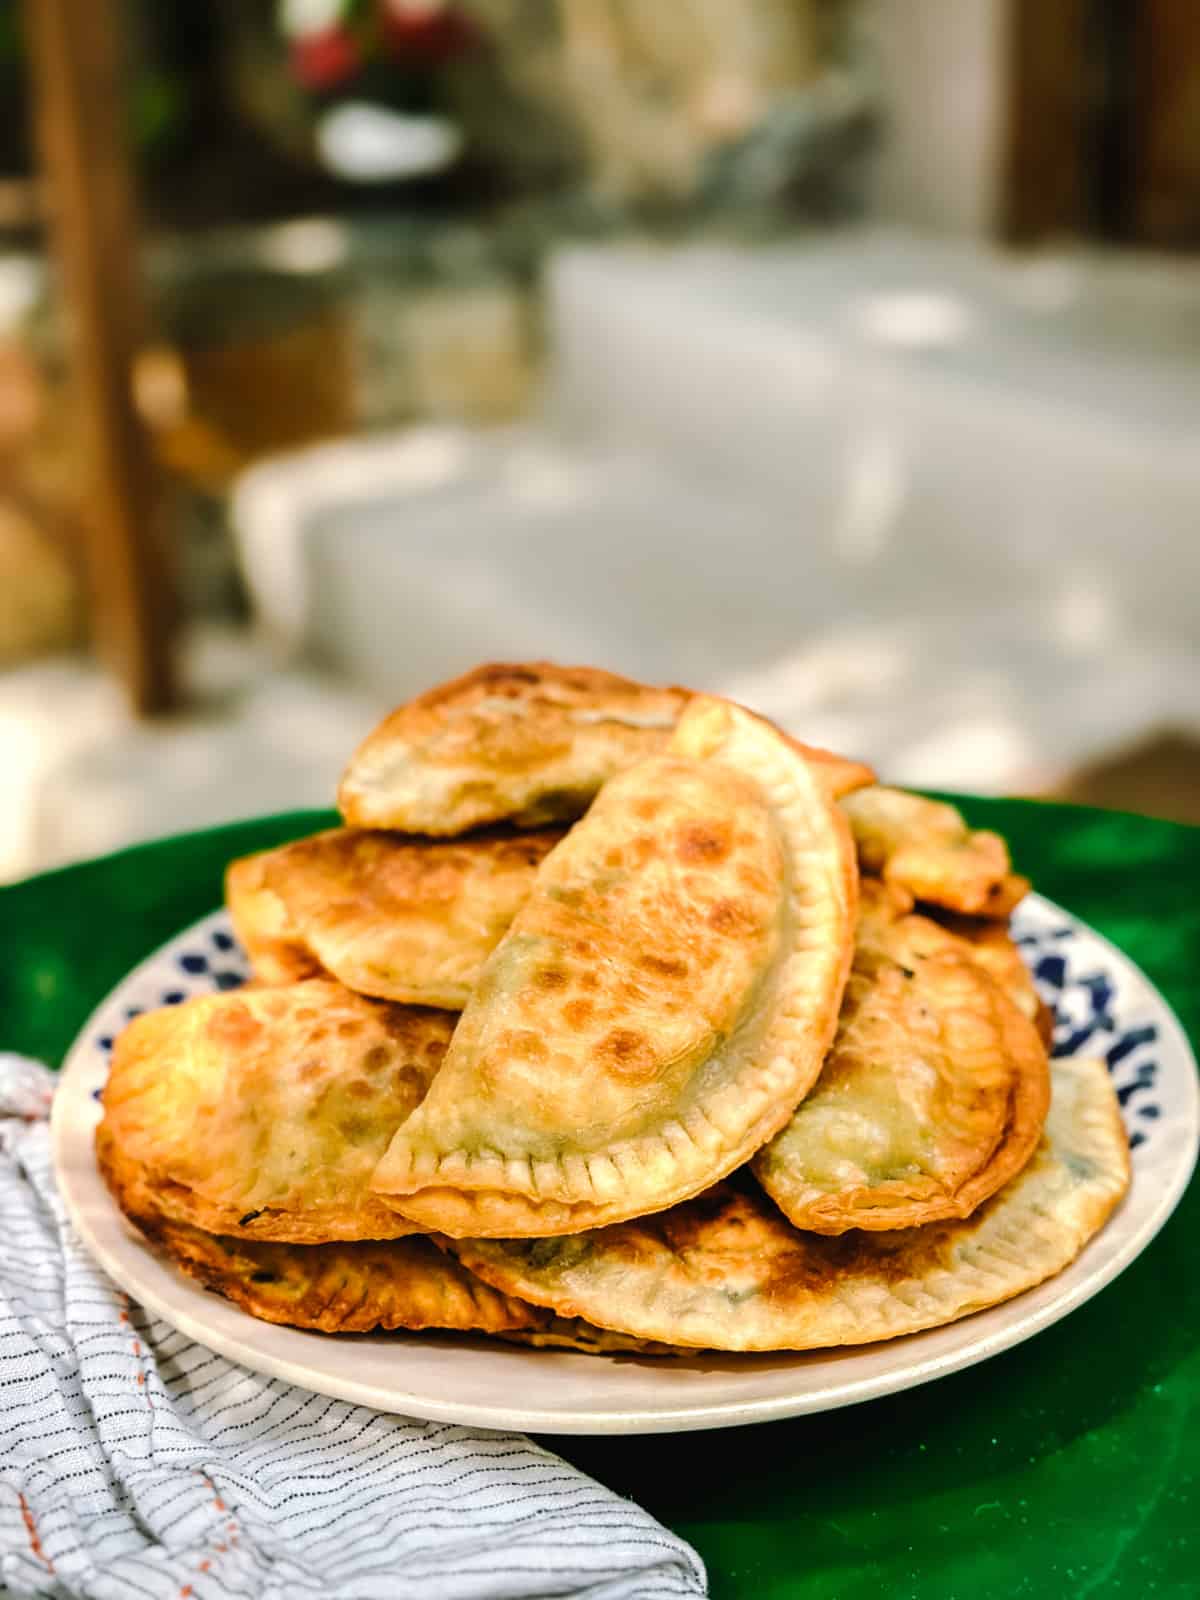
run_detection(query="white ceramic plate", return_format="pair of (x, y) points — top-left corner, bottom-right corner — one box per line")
(53, 894), (1197, 1435)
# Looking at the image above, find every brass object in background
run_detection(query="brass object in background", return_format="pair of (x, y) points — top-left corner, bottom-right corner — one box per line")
(152, 268), (355, 491)
(0, 496), (81, 666)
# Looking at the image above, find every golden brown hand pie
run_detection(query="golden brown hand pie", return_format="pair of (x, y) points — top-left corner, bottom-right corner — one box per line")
(230, 804), (1010, 1022)
(842, 786), (1028, 917)
(496, 1320), (683, 1356)
(852, 879), (1043, 1026)
(338, 660), (874, 835)
(150, 1222), (676, 1351)
(751, 914), (1051, 1233)
(104, 1133), (676, 1351)
(927, 908), (1047, 1032)
(371, 696), (857, 1238)
(222, 852), (322, 985)
(98, 980), (453, 1243)
(452, 1057), (1129, 1351)
(226, 827), (563, 1007)
(137, 1221), (543, 1337)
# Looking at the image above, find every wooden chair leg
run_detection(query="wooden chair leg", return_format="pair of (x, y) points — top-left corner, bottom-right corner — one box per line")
(22, 0), (176, 714)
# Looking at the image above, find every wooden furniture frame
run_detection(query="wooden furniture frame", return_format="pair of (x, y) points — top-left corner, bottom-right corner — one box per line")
(23, 0), (176, 713)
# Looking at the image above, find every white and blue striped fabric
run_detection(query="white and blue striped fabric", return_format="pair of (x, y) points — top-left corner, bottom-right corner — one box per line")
(0, 1058), (706, 1600)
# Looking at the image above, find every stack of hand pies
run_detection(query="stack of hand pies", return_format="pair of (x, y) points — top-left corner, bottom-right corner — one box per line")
(97, 664), (1130, 1355)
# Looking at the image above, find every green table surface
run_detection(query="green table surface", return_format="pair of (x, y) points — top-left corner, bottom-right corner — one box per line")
(2, 798), (1197, 1599)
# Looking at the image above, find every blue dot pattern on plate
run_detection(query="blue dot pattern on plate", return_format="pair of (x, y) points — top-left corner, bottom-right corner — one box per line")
(1011, 903), (1160, 1153)
(94, 927), (251, 1058)
(91, 903), (1162, 1152)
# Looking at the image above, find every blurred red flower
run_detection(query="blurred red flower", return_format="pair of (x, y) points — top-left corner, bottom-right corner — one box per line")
(379, 1), (479, 65)
(291, 27), (361, 91)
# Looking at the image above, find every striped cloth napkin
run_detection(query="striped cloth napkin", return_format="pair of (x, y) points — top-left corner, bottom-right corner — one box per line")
(0, 1057), (706, 1600)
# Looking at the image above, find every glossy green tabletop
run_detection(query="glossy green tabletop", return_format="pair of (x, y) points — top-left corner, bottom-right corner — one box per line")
(2, 798), (1197, 1599)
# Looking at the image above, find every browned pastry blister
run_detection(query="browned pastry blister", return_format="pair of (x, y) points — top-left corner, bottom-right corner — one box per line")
(226, 827), (562, 1008)
(338, 660), (875, 836)
(97, 979), (454, 1243)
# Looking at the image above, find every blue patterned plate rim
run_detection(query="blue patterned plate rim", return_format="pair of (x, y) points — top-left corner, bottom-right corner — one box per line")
(50, 892), (1199, 1435)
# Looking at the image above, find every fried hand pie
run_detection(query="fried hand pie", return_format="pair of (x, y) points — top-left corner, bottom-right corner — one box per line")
(752, 914), (1050, 1233)
(371, 696), (856, 1237)
(496, 1320), (683, 1356)
(138, 1221), (543, 1337)
(338, 661), (874, 835)
(928, 908), (1049, 1036)
(842, 786), (1028, 916)
(226, 827), (562, 1007)
(453, 1057), (1129, 1352)
(98, 980), (453, 1243)
(109, 1164), (676, 1352)
(160, 1225), (677, 1352)
(853, 879), (1045, 1028)
(221, 851), (320, 986)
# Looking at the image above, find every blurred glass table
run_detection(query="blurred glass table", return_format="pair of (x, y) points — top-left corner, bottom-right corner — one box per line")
(2, 797), (1197, 1600)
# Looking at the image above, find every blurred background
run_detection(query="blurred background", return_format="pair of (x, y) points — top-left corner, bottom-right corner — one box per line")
(1, 0), (1198, 881)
